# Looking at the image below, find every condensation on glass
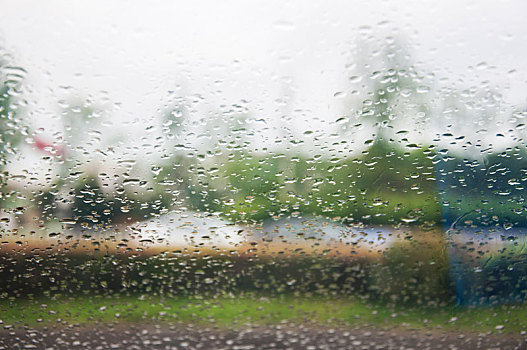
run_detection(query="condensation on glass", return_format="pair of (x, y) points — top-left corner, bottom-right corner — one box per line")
(0, 1), (526, 349)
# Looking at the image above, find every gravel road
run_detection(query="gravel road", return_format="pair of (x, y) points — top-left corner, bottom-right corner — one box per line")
(1, 324), (525, 349)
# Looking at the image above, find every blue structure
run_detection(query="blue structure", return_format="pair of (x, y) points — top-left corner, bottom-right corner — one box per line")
(435, 151), (527, 305)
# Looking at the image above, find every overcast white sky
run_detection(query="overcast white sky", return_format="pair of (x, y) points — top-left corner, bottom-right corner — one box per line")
(1, 0), (527, 178)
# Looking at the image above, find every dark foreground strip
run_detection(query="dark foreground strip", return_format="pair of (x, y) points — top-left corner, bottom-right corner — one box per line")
(0, 324), (525, 350)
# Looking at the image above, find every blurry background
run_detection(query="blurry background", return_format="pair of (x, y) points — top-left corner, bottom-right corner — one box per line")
(1, 0), (527, 337)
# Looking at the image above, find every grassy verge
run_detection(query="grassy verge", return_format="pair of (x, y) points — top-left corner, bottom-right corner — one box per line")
(1, 295), (526, 333)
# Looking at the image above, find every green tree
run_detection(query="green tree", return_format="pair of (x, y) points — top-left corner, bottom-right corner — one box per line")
(344, 34), (432, 144)
(0, 57), (26, 208)
(0, 59), (25, 167)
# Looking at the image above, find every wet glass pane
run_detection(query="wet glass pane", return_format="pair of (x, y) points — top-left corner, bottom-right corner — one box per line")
(1, 1), (527, 349)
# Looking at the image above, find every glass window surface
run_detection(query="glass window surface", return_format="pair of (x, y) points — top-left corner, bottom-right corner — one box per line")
(0, 1), (527, 349)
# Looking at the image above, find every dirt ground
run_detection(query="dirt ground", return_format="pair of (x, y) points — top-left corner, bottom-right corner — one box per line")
(0, 324), (525, 350)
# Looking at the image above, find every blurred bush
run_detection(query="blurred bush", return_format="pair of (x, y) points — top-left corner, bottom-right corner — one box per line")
(367, 228), (455, 306)
(0, 248), (456, 306)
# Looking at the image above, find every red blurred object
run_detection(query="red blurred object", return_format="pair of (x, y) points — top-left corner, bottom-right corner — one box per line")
(32, 136), (65, 157)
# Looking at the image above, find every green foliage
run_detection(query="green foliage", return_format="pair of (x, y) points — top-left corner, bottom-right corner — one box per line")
(0, 77), (23, 167)
(188, 141), (442, 226)
(0, 252), (371, 299)
(33, 174), (172, 227)
(450, 241), (527, 305)
(4, 294), (527, 332)
(368, 230), (455, 306)
(71, 176), (116, 226)
(437, 146), (527, 226)
(0, 59), (26, 211)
